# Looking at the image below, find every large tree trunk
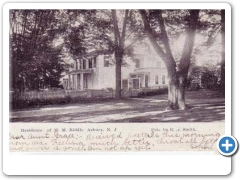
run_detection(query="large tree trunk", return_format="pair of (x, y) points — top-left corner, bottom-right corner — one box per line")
(140, 10), (199, 110)
(115, 61), (122, 99)
(168, 10), (199, 110)
(168, 73), (188, 110)
(111, 10), (128, 100)
(115, 52), (123, 99)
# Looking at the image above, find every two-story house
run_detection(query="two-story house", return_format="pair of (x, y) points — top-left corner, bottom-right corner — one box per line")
(62, 49), (168, 90)
(62, 50), (135, 90)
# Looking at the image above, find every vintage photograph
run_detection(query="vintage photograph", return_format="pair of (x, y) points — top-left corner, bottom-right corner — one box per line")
(4, 3), (232, 175)
(9, 9), (225, 123)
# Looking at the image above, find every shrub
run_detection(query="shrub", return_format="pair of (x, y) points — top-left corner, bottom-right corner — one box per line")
(10, 94), (113, 110)
(11, 96), (71, 109)
(137, 87), (168, 98)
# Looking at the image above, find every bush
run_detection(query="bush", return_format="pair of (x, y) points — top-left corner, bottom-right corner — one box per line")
(201, 71), (219, 89)
(188, 82), (201, 91)
(137, 87), (168, 98)
(10, 95), (114, 110)
(11, 96), (71, 109)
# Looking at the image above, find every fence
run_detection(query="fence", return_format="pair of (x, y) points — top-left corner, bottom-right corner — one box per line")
(10, 86), (168, 109)
(11, 85), (169, 101)
(10, 89), (115, 102)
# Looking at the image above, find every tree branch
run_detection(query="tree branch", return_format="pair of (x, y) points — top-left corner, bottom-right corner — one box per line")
(179, 10), (200, 75)
(111, 10), (121, 46)
(139, 10), (167, 63)
(123, 37), (139, 52)
(120, 10), (129, 47)
(157, 10), (175, 59)
(100, 10), (112, 19)
(124, 28), (135, 41)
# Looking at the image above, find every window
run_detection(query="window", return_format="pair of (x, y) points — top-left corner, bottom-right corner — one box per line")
(104, 55), (110, 67)
(93, 57), (97, 67)
(79, 60), (82, 69)
(122, 79), (128, 89)
(83, 60), (86, 69)
(76, 61), (78, 70)
(64, 80), (68, 89)
(162, 75), (166, 84)
(155, 75), (159, 85)
(135, 59), (140, 68)
(89, 58), (93, 69)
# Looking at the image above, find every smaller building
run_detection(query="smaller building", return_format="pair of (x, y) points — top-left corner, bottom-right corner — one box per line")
(125, 53), (168, 90)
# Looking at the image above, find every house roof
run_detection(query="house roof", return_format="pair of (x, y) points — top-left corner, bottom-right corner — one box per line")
(81, 49), (114, 58)
(68, 69), (94, 75)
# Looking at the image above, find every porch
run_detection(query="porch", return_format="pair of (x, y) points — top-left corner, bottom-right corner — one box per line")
(123, 72), (150, 90)
(65, 69), (94, 90)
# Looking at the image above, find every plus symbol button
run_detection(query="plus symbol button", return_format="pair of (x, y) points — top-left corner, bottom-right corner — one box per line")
(222, 139), (233, 151)
(217, 136), (238, 156)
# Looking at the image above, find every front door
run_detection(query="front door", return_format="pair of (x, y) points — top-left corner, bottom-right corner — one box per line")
(122, 79), (128, 89)
(133, 78), (140, 89)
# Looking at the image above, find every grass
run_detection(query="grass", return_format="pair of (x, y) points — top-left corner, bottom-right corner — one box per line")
(10, 89), (225, 123)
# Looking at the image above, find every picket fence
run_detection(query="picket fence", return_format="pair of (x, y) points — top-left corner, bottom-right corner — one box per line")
(11, 89), (109, 101)
(10, 85), (167, 101)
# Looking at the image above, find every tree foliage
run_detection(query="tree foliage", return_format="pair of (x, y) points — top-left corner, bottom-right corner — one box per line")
(65, 10), (143, 99)
(10, 9), (225, 104)
(10, 10), (65, 91)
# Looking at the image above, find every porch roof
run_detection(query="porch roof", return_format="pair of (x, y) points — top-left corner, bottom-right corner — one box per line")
(130, 72), (150, 75)
(78, 49), (114, 60)
(68, 69), (93, 75)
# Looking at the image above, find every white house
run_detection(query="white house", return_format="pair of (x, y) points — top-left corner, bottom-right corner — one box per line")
(62, 49), (168, 90)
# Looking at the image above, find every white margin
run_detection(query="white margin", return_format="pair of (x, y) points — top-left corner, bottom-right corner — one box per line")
(2, 2), (232, 176)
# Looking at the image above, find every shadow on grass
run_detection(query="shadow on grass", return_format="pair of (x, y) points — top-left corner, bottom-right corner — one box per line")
(10, 99), (225, 123)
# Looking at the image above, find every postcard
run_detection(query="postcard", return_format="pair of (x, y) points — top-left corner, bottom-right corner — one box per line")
(3, 2), (232, 175)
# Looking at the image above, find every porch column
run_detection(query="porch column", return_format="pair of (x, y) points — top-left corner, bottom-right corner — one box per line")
(68, 74), (71, 89)
(75, 74), (78, 90)
(80, 59), (83, 69)
(78, 59), (80, 70)
(72, 74), (75, 90)
(76, 74), (80, 90)
(80, 73), (84, 90)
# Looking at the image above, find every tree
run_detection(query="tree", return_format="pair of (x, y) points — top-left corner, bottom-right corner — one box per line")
(10, 10), (65, 91)
(72, 10), (143, 99)
(111, 10), (129, 99)
(91, 10), (143, 99)
(140, 10), (200, 109)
